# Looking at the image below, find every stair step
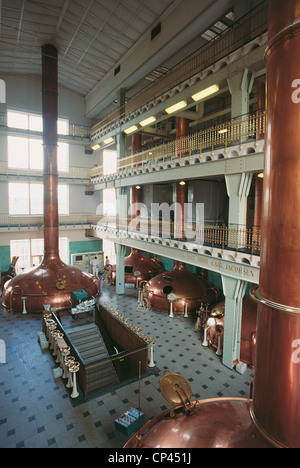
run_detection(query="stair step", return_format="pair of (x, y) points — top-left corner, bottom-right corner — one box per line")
(86, 359), (115, 374)
(86, 366), (118, 382)
(75, 341), (105, 353)
(69, 332), (101, 346)
(81, 347), (107, 360)
(87, 374), (119, 393)
(67, 323), (97, 334)
(84, 354), (111, 365)
(67, 324), (99, 339)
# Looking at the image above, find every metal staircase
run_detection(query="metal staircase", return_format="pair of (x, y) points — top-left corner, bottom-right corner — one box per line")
(66, 323), (119, 395)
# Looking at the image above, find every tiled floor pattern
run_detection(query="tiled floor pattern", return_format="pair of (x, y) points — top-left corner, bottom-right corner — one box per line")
(0, 281), (254, 448)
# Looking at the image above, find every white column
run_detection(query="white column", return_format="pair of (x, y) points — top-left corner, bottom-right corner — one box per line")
(221, 276), (247, 369)
(225, 172), (253, 230)
(115, 243), (126, 295)
(227, 68), (254, 120)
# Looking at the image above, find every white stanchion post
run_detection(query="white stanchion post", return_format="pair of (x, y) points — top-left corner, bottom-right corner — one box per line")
(21, 296), (27, 315)
(148, 345), (155, 368)
(70, 363), (80, 398)
(202, 324), (208, 347)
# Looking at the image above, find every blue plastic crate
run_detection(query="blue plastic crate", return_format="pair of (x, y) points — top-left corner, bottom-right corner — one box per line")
(114, 408), (145, 436)
(71, 289), (88, 301)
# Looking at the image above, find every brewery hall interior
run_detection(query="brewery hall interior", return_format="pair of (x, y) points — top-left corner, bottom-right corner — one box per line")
(1, 0), (299, 449)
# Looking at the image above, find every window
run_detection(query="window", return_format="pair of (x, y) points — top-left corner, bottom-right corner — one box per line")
(30, 183), (43, 215)
(8, 182), (69, 215)
(7, 110), (68, 134)
(103, 188), (117, 216)
(9, 183), (29, 215)
(58, 184), (69, 215)
(7, 110), (69, 172)
(10, 239), (30, 272)
(57, 142), (69, 172)
(103, 149), (117, 175)
(8, 136), (68, 172)
(103, 239), (116, 266)
(10, 237), (69, 273)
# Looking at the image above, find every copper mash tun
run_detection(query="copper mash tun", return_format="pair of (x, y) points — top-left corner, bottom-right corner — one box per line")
(110, 248), (164, 286)
(206, 296), (257, 369)
(142, 261), (219, 315)
(125, 0), (300, 448)
(1, 44), (100, 314)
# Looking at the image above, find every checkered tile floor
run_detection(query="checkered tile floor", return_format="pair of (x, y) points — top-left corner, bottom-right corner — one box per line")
(0, 280), (254, 448)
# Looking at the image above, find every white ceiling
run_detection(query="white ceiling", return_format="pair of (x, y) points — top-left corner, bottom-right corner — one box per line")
(0, 0), (178, 96)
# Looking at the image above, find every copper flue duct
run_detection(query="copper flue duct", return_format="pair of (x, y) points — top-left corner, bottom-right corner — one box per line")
(1, 44), (100, 313)
(250, 0), (300, 448)
(43, 43), (59, 261)
(125, 1), (300, 448)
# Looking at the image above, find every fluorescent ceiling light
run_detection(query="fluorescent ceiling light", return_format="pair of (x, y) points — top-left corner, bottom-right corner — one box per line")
(165, 100), (187, 114)
(179, 181), (186, 186)
(92, 144), (101, 150)
(103, 137), (114, 145)
(139, 116), (156, 127)
(124, 125), (138, 134)
(192, 84), (220, 102)
(218, 129), (228, 134)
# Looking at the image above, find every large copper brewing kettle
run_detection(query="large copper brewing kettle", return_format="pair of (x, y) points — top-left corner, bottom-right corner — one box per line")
(124, 373), (272, 448)
(1, 256), (100, 314)
(124, 398), (272, 448)
(207, 296), (257, 368)
(143, 261), (219, 315)
(1, 44), (100, 314)
(111, 249), (164, 285)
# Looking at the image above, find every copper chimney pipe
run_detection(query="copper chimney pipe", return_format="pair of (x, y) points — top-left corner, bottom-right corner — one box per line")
(1, 44), (100, 313)
(42, 44), (59, 261)
(125, 1), (300, 448)
(250, 0), (300, 448)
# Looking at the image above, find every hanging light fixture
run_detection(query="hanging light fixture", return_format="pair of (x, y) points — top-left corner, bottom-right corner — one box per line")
(103, 136), (114, 145)
(165, 100), (187, 114)
(124, 125), (138, 134)
(139, 116), (156, 126)
(192, 84), (219, 102)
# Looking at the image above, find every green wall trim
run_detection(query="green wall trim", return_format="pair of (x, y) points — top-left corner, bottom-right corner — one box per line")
(69, 240), (102, 263)
(0, 246), (11, 272)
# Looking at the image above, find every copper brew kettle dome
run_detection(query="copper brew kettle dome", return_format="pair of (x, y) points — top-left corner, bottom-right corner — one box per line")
(111, 248), (164, 284)
(1, 257), (100, 314)
(124, 398), (272, 448)
(143, 261), (219, 315)
(124, 372), (272, 448)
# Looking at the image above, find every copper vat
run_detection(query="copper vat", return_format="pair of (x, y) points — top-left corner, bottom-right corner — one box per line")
(111, 249), (164, 285)
(125, 0), (300, 449)
(206, 296), (257, 368)
(1, 44), (100, 314)
(125, 398), (272, 448)
(143, 261), (219, 315)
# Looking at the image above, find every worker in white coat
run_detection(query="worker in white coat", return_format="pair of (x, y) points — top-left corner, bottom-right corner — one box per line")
(90, 256), (100, 276)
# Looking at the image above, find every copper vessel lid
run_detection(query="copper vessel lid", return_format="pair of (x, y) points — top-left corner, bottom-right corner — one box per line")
(159, 373), (193, 406)
(210, 301), (225, 317)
